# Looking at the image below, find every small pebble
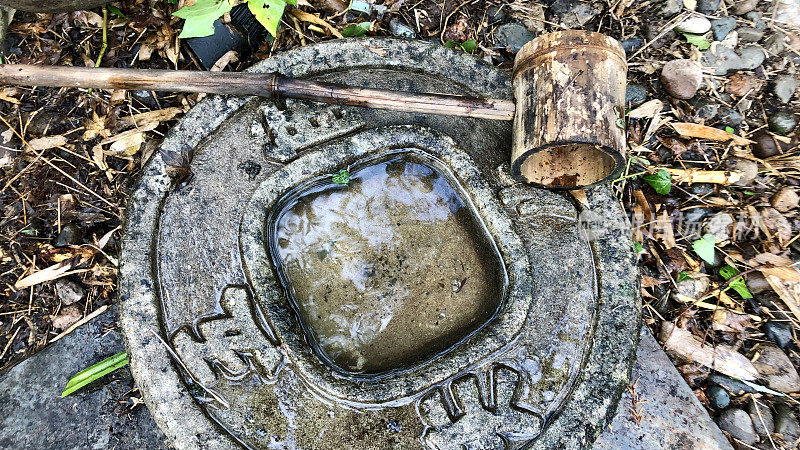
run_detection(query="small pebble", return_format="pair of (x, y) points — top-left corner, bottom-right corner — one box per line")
(131, 90), (159, 109)
(765, 32), (786, 54)
(723, 157), (758, 185)
(707, 385), (730, 409)
(625, 84), (647, 107)
(769, 111), (798, 136)
(760, 207), (793, 243)
(752, 130), (781, 158)
(711, 17), (737, 41)
(697, 0), (721, 14)
(717, 107), (743, 127)
(683, 207), (714, 224)
(690, 97), (719, 120)
(675, 16), (712, 35)
(620, 37), (643, 55)
(661, 59), (703, 99)
(771, 187), (799, 212)
(495, 23), (534, 53)
(54, 223), (83, 247)
(486, 5), (506, 24)
(774, 76), (797, 104)
(739, 45), (766, 69)
(747, 401), (775, 438)
(732, 0), (758, 15)
(51, 304), (83, 330)
(717, 408), (759, 445)
(746, 271), (771, 295)
(736, 27), (763, 42)
(55, 279), (86, 306)
(658, 0), (683, 17)
(744, 11), (766, 30)
(764, 321), (794, 349)
(701, 46), (743, 75)
(704, 212), (733, 242)
(775, 404), (800, 445)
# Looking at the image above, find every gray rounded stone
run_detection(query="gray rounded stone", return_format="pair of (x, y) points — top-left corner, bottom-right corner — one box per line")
(495, 23), (535, 53)
(707, 386), (730, 410)
(769, 111), (798, 135)
(764, 321), (793, 349)
(661, 59), (703, 99)
(717, 408), (758, 445)
(774, 76), (798, 104)
(119, 38), (640, 450)
(711, 17), (737, 41)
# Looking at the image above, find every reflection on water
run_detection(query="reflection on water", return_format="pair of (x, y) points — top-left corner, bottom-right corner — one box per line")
(270, 151), (506, 375)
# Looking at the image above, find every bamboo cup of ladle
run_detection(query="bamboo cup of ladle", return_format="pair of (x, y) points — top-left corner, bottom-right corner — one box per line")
(0, 30), (626, 190)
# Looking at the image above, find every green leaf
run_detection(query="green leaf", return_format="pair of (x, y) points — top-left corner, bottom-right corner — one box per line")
(692, 233), (716, 265)
(719, 265), (753, 299)
(634, 241), (643, 253)
(341, 21), (371, 37)
(107, 4), (128, 19)
(643, 169), (672, 195)
(248, 0), (291, 38)
(679, 32), (711, 50)
(61, 351), (128, 397)
(173, 0), (232, 39)
(332, 169), (350, 185)
(459, 39), (477, 53)
(444, 40), (477, 53)
(725, 126), (735, 134)
(677, 271), (690, 282)
(168, 0), (178, 4)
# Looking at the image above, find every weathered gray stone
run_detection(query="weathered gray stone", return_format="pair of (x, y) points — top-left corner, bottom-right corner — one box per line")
(747, 399), (775, 438)
(0, 306), (167, 449)
(661, 59), (704, 99)
(774, 76), (797, 104)
(718, 408), (759, 445)
(594, 329), (733, 450)
(775, 403), (800, 446)
(495, 23), (534, 53)
(119, 38), (640, 450)
(753, 344), (800, 393)
(711, 17), (737, 41)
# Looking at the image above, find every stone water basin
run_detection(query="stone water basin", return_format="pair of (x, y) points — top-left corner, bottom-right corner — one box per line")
(119, 38), (641, 450)
(270, 152), (506, 375)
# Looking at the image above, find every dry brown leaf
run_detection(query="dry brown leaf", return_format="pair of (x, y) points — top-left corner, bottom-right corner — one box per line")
(660, 322), (759, 380)
(26, 135), (67, 151)
(628, 99), (664, 119)
(712, 309), (753, 333)
(109, 131), (145, 157)
(121, 107), (184, 127)
(289, 10), (344, 38)
(641, 275), (667, 288)
(210, 50), (239, 72)
(671, 122), (755, 146)
(766, 275), (800, 324)
(751, 253), (800, 282)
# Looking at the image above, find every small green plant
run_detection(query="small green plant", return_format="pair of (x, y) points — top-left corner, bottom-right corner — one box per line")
(332, 169), (350, 186)
(634, 241), (643, 253)
(719, 265), (753, 299)
(677, 31), (711, 50)
(691, 233), (716, 265)
(676, 271), (690, 282)
(725, 126), (735, 134)
(643, 169), (672, 195)
(341, 22), (372, 37)
(107, 4), (128, 19)
(61, 351), (129, 397)
(444, 39), (477, 53)
(174, 0), (296, 39)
